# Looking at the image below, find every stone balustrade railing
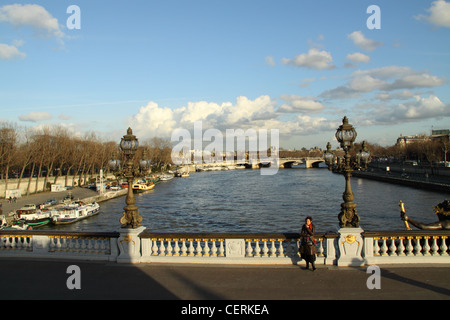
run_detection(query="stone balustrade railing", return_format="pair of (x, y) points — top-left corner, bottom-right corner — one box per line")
(0, 230), (119, 261)
(139, 232), (336, 264)
(363, 230), (450, 264)
(1, 229), (449, 266)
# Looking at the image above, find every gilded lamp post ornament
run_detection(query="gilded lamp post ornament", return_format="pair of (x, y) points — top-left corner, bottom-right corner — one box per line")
(110, 128), (151, 229)
(324, 116), (371, 228)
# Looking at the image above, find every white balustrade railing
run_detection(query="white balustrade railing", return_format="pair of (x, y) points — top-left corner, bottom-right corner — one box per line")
(2, 229), (449, 265)
(139, 233), (332, 264)
(0, 230), (119, 261)
(363, 231), (450, 264)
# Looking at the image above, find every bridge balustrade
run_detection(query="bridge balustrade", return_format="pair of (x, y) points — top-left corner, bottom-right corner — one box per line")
(1, 229), (449, 265)
(363, 231), (450, 264)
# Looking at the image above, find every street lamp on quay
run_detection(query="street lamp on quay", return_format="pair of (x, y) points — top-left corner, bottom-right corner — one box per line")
(109, 127), (151, 229)
(324, 116), (371, 228)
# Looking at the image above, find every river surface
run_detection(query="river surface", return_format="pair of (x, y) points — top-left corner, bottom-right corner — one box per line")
(46, 167), (449, 233)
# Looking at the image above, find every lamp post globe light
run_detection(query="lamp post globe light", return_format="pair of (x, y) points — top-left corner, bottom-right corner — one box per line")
(324, 116), (371, 228)
(110, 128), (151, 229)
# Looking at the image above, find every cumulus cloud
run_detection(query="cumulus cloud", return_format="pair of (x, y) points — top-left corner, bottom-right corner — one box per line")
(320, 66), (446, 99)
(366, 95), (450, 124)
(0, 4), (65, 39)
(278, 94), (326, 113)
(281, 48), (335, 70)
(19, 112), (52, 122)
(348, 31), (383, 52)
(346, 52), (370, 63)
(416, 0), (450, 28)
(129, 95), (338, 141)
(0, 42), (26, 60)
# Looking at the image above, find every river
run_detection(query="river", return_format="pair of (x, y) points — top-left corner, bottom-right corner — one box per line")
(46, 167), (449, 233)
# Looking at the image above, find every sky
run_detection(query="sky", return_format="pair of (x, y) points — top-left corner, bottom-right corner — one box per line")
(1, 0), (449, 150)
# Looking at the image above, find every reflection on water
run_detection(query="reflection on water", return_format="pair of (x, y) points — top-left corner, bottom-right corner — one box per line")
(48, 169), (449, 233)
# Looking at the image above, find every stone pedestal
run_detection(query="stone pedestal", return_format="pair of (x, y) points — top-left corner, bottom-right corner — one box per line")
(337, 227), (364, 266)
(117, 226), (146, 264)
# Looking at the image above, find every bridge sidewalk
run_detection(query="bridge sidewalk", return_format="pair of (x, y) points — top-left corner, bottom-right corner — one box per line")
(1, 258), (449, 303)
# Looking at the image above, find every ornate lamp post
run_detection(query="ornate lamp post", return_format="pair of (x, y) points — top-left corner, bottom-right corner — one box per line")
(324, 116), (371, 228)
(110, 128), (150, 229)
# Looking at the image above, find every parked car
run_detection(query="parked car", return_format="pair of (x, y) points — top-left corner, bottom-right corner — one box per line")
(20, 204), (36, 210)
(44, 199), (57, 206)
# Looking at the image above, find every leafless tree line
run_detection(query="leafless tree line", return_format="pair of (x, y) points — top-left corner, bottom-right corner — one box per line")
(0, 122), (173, 196)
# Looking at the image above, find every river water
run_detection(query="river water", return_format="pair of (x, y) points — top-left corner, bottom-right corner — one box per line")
(48, 167), (449, 233)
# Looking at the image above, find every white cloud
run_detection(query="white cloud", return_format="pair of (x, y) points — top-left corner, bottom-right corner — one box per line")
(129, 95), (337, 141)
(348, 31), (383, 52)
(0, 42), (26, 60)
(0, 4), (65, 51)
(19, 112), (52, 122)
(416, 0), (450, 28)
(321, 66), (446, 99)
(368, 95), (450, 124)
(278, 94), (326, 113)
(346, 52), (370, 63)
(0, 4), (64, 38)
(281, 48), (335, 70)
(265, 56), (275, 66)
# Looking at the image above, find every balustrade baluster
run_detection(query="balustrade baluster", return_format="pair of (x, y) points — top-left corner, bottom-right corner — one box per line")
(188, 239), (195, 256)
(159, 238), (166, 256)
(166, 238), (173, 256)
(195, 239), (202, 256)
(245, 239), (253, 257)
(269, 239), (276, 257)
(406, 237), (413, 255)
(431, 237), (439, 255)
(389, 237), (397, 256)
(173, 239), (180, 256)
(211, 239), (218, 257)
(181, 239), (187, 256)
(203, 239), (210, 257)
(218, 239), (225, 257)
(262, 239), (269, 257)
(373, 237), (380, 256)
(397, 237), (405, 255)
(317, 238), (324, 257)
(277, 239), (285, 257)
(440, 236), (448, 256)
(423, 237), (431, 255)
(151, 238), (158, 255)
(254, 239), (261, 257)
(414, 237), (422, 255)
(380, 238), (388, 256)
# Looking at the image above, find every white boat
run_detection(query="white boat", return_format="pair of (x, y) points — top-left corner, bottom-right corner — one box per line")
(51, 202), (100, 225)
(16, 209), (57, 228)
(159, 174), (174, 181)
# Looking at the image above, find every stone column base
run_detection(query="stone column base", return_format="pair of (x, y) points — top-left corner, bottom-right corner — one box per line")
(117, 226), (146, 264)
(337, 227), (364, 266)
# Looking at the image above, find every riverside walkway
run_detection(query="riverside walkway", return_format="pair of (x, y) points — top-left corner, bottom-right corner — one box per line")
(1, 258), (449, 301)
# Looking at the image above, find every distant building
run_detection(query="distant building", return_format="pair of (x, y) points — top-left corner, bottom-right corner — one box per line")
(396, 129), (449, 147)
(431, 129), (450, 141)
(396, 134), (429, 147)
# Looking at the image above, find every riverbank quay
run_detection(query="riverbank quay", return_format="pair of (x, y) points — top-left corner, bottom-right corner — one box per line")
(0, 258), (448, 303)
(352, 170), (450, 193)
(1, 187), (126, 216)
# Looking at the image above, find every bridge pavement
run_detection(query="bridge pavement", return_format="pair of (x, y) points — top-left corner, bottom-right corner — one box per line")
(1, 258), (449, 304)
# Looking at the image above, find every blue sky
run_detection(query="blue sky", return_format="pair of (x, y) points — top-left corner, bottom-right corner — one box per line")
(1, 0), (449, 149)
